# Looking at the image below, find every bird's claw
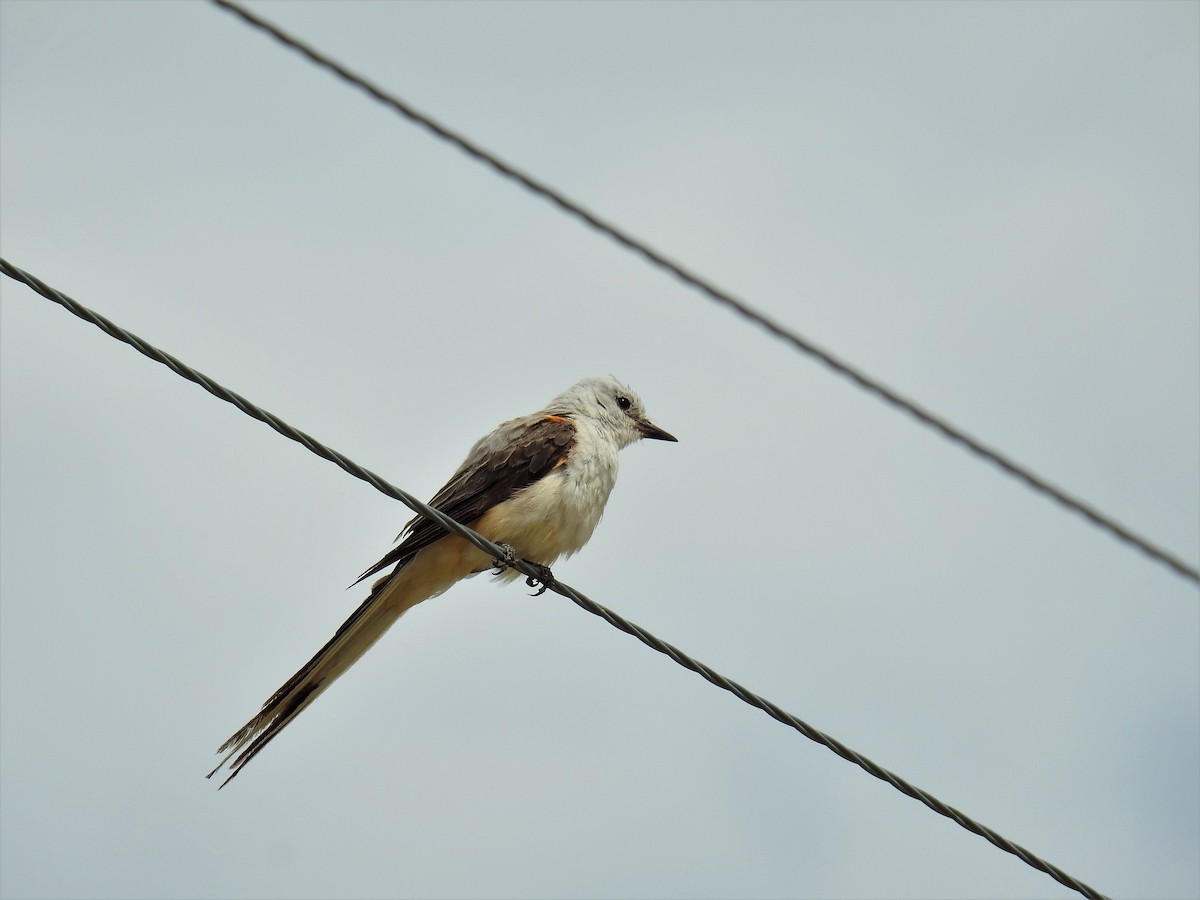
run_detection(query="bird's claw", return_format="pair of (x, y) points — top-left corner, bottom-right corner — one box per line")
(490, 544), (554, 595)
(524, 564), (556, 597)
(491, 542), (520, 576)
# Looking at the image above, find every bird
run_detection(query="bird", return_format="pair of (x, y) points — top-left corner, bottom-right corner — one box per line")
(208, 376), (676, 786)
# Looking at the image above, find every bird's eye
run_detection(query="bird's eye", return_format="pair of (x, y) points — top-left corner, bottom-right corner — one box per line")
(616, 395), (632, 411)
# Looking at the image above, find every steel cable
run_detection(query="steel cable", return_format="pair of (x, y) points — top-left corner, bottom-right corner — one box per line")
(208, 0), (1199, 586)
(3, 257), (1111, 900)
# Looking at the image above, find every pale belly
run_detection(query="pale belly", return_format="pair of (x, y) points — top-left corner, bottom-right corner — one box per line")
(472, 454), (618, 567)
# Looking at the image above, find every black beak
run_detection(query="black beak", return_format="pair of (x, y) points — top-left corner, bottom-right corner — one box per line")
(638, 419), (678, 442)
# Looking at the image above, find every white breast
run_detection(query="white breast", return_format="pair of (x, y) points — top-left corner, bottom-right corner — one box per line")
(474, 419), (621, 567)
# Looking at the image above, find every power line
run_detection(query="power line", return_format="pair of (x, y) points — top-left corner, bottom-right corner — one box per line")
(3, 257), (1110, 900)
(209, 0), (1199, 587)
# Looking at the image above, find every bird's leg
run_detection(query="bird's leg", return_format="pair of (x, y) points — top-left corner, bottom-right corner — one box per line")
(490, 542), (520, 576)
(490, 543), (555, 595)
(522, 562), (556, 597)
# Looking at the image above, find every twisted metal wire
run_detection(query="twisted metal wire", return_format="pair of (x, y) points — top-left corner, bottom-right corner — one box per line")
(3, 257), (1110, 900)
(209, 0), (1199, 587)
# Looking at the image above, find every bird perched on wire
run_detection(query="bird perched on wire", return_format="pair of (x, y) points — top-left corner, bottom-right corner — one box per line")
(209, 375), (676, 786)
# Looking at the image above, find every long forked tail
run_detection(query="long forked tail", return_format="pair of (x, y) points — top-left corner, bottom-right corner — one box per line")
(207, 575), (405, 787)
(209, 532), (487, 787)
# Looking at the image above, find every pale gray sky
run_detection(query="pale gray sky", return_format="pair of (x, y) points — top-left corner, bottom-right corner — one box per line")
(2, 2), (1197, 899)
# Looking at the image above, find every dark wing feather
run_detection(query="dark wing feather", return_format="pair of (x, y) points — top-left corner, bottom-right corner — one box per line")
(353, 415), (576, 585)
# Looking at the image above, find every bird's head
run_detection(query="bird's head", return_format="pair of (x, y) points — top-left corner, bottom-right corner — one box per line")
(551, 376), (677, 448)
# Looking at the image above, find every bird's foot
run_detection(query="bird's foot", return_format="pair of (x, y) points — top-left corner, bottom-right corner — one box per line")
(491, 543), (520, 576)
(490, 544), (554, 595)
(523, 563), (556, 597)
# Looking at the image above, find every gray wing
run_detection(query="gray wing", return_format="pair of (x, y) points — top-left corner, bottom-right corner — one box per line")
(353, 414), (577, 585)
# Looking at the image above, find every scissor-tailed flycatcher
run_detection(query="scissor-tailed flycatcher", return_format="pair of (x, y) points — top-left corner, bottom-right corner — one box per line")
(209, 376), (676, 786)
